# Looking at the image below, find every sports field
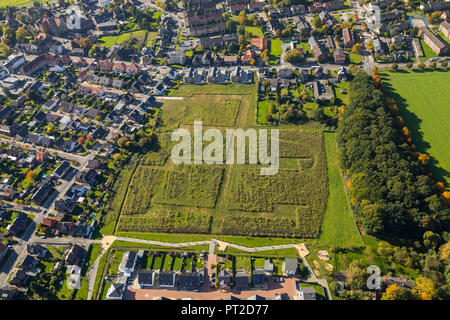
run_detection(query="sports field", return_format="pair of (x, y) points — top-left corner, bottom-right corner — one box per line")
(382, 70), (450, 186)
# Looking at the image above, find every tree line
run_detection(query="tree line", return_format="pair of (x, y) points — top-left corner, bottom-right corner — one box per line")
(337, 71), (449, 246)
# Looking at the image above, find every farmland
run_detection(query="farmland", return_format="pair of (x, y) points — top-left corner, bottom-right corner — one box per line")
(381, 70), (450, 186)
(109, 83), (359, 245)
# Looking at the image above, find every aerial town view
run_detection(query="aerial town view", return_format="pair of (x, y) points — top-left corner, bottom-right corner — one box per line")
(0, 0), (448, 309)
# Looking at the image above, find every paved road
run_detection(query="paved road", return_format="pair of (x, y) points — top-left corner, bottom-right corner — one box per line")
(0, 137), (85, 163)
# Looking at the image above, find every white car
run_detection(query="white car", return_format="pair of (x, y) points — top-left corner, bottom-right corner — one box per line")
(40, 236), (46, 239)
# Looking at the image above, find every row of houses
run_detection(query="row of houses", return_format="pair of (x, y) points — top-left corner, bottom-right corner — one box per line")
(419, 27), (449, 56)
(183, 66), (253, 84)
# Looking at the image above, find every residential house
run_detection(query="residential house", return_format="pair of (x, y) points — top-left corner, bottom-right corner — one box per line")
(342, 27), (354, 48)
(250, 38), (268, 54)
(299, 286), (316, 300)
(30, 182), (53, 206)
(6, 212), (28, 236)
(334, 48), (346, 64)
(19, 255), (37, 272)
(235, 271), (250, 289)
(75, 169), (99, 186)
(217, 270), (232, 289)
(177, 272), (202, 291)
(253, 270), (266, 289)
(241, 49), (256, 64)
(159, 271), (176, 288)
(282, 258), (298, 276)
(168, 49), (187, 65)
(308, 36), (326, 62)
(118, 251), (137, 277)
(9, 269), (29, 288)
(277, 68), (295, 79)
(138, 271), (154, 289)
(440, 21), (450, 40)
(264, 259), (274, 275)
(54, 160), (71, 178)
(418, 27), (448, 55)
(106, 283), (125, 300)
(65, 244), (86, 267)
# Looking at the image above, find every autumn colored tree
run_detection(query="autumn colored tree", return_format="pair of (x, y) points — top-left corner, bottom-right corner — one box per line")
(352, 43), (362, 55)
(26, 170), (37, 182)
(238, 11), (247, 26)
(417, 62), (425, 70)
(435, 181), (445, 192)
(429, 61), (436, 69)
(78, 137), (85, 145)
(372, 66), (378, 75)
(112, 153), (121, 161)
(442, 191), (450, 205)
(381, 284), (413, 300)
(418, 153), (430, 165)
(438, 241), (450, 261)
(402, 126), (411, 138)
(413, 277), (437, 300)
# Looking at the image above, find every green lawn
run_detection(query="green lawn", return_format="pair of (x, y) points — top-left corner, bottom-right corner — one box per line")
(182, 256), (193, 271)
(257, 100), (272, 124)
(152, 254), (164, 270)
(318, 133), (363, 247)
(382, 70), (450, 186)
(172, 256), (183, 271)
(98, 30), (147, 48)
(436, 30), (450, 45)
(253, 257), (266, 269)
(0, 0), (47, 7)
(419, 39), (438, 61)
(235, 256), (251, 272)
(349, 52), (361, 64)
(146, 31), (158, 47)
(245, 26), (264, 38)
(272, 258), (285, 275)
(162, 254), (173, 270)
(269, 39), (283, 64)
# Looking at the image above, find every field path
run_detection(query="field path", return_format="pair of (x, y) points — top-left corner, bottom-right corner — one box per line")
(91, 235), (333, 300)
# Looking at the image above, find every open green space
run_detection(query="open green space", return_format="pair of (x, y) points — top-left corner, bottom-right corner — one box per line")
(269, 39), (283, 64)
(0, 0), (47, 8)
(318, 133), (363, 247)
(245, 26), (264, 38)
(160, 95), (241, 131)
(381, 70), (450, 186)
(257, 100), (272, 124)
(348, 52), (361, 64)
(418, 39), (438, 61)
(106, 82), (359, 248)
(98, 30), (147, 48)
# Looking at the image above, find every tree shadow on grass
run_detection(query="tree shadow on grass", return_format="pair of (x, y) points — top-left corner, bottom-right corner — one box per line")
(381, 73), (450, 186)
